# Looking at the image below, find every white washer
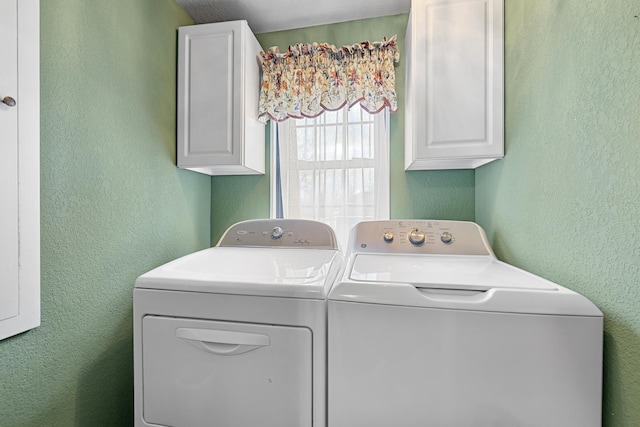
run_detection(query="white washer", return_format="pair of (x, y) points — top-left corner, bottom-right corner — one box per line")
(134, 219), (343, 427)
(328, 220), (602, 427)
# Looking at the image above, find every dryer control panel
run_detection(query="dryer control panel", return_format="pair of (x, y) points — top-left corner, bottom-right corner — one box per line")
(350, 220), (493, 256)
(218, 219), (339, 249)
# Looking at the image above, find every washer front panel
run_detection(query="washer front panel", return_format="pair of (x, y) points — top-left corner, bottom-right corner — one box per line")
(328, 300), (603, 427)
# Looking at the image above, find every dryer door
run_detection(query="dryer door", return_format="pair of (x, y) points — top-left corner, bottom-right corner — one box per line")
(142, 316), (312, 427)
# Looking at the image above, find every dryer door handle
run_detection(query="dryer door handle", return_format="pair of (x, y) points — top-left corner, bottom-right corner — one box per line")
(176, 328), (270, 356)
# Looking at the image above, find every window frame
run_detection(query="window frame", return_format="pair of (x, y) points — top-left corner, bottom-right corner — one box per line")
(269, 106), (390, 244)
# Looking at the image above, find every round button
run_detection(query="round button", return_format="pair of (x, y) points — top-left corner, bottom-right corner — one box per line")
(271, 226), (284, 239)
(408, 229), (426, 245)
(383, 231), (394, 242)
(440, 231), (453, 244)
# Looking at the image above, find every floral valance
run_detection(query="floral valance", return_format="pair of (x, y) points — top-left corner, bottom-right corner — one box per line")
(258, 35), (399, 122)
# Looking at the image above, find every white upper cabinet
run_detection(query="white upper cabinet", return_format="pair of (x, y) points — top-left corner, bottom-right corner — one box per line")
(405, 0), (504, 170)
(177, 20), (265, 175)
(0, 0), (40, 341)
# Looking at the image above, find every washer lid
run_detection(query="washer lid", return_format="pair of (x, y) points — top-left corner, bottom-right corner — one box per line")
(333, 254), (602, 316)
(135, 247), (343, 299)
(349, 254), (557, 291)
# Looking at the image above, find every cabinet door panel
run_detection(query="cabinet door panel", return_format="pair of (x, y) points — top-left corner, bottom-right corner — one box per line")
(188, 31), (235, 159)
(429, 0), (486, 144)
(0, 0), (19, 322)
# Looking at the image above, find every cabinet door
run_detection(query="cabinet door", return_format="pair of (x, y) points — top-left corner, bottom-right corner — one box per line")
(0, 0), (20, 323)
(405, 0), (504, 170)
(177, 21), (265, 176)
(0, 0), (40, 341)
(178, 23), (239, 168)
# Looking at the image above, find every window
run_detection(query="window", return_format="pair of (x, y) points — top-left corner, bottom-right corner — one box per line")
(271, 105), (390, 248)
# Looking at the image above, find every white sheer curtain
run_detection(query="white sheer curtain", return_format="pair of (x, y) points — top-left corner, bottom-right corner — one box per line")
(272, 105), (389, 249)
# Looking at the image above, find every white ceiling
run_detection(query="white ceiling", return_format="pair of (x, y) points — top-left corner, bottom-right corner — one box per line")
(175, 0), (410, 34)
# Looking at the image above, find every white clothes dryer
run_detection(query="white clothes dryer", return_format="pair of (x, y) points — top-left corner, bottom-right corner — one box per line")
(134, 219), (343, 427)
(328, 220), (602, 427)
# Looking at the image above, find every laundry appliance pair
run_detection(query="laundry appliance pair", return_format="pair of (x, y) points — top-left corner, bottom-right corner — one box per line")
(134, 219), (602, 427)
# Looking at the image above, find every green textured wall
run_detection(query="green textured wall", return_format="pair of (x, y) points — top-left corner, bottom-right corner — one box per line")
(0, 1), (210, 426)
(210, 14), (476, 242)
(476, 1), (640, 425)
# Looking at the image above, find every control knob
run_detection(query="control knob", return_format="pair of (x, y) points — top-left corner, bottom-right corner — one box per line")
(440, 231), (453, 244)
(271, 226), (284, 239)
(383, 231), (394, 243)
(408, 228), (426, 245)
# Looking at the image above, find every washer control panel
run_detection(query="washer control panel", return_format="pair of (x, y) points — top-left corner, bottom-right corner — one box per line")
(218, 219), (339, 249)
(350, 220), (492, 255)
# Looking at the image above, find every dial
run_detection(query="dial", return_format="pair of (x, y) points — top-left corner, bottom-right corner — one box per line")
(383, 231), (394, 242)
(271, 226), (284, 239)
(440, 231), (453, 244)
(408, 228), (426, 245)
